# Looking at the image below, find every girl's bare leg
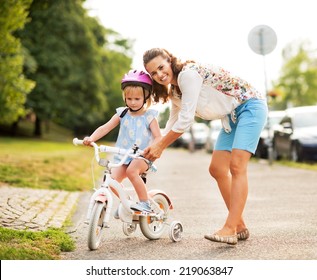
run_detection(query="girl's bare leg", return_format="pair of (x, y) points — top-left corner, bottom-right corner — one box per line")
(110, 166), (127, 197)
(126, 159), (149, 201)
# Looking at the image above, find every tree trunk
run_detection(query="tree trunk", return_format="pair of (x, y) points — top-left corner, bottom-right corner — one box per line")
(34, 115), (42, 137)
(10, 119), (19, 136)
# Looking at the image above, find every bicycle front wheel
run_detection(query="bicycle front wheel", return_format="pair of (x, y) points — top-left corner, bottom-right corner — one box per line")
(87, 201), (107, 250)
(139, 194), (169, 240)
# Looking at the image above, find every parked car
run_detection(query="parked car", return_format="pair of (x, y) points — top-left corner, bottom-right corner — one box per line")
(255, 110), (286, 159)
(176, 122), (209, 149)
(272, 105), (317, 162)
(205, 119), (222, 153)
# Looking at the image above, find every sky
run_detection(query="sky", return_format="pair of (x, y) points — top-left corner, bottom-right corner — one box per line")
(84, 0), (317, 95)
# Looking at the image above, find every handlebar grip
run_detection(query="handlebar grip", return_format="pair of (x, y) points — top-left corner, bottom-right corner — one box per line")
(73, 138), (84, 146)
(99, 145), (128, 155)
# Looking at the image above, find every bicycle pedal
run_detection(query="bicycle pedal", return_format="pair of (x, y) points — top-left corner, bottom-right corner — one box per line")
(134, 211), (155, 216)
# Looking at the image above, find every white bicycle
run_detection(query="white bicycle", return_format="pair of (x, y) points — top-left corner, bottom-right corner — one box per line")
(73, 138), (183, 250)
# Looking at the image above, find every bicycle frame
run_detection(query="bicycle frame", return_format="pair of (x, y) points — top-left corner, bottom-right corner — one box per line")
(73, 138), (183, 247)
(73, 138), (172, 227)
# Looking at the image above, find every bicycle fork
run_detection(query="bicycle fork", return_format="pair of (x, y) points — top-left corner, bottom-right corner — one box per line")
(86, 185), (113, 228)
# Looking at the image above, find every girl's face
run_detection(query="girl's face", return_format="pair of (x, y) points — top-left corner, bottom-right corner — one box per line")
(124, 87), (144, 112)
(145, 55), (175, 86)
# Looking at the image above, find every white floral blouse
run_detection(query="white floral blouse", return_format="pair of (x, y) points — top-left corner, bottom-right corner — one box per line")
(164, 62), (265, 134)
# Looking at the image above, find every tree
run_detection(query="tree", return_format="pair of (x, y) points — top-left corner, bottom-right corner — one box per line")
(17, 0), (106, 136)
(272, 40), (317, 109)
(0, 0), (35, 125)
(17, 0), (133, 136)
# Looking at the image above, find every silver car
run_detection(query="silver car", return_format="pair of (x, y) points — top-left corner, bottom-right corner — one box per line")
(255, 110), (285, 159)
(205, 119), (222, 153)
(180, 122), (209, 149)
(273, 106), (317, 162)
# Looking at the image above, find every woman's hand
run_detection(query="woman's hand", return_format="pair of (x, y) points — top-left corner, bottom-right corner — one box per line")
(143, 143), (164, 161)
(143, 130), (182, 161)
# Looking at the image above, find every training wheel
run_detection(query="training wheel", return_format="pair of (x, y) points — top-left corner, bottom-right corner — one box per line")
(169, 221), (183, 242)
(122, 223), (137, 236)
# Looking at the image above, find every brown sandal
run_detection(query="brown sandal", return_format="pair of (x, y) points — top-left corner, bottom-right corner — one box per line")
(204, 233), (238, 245)
(237, 228), (250, 240)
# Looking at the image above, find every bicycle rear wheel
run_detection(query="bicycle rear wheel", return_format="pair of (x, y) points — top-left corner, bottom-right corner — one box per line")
(139, 194), (169, 240)
(87, 201), (107, 250)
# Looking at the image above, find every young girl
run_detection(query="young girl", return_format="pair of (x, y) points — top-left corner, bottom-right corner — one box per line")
(83, 70), (161, 213)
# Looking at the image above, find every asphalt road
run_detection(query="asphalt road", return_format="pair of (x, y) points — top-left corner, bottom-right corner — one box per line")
(62, 147), (317, 260)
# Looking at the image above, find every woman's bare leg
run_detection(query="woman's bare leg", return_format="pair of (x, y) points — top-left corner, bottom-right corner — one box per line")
(209, 149), (250, 235)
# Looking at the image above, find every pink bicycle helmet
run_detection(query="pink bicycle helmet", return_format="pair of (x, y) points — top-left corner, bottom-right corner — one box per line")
(121, 70), (152, 91)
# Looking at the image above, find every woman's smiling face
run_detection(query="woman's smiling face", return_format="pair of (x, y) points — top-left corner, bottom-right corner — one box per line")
(145, 55), (175, 86)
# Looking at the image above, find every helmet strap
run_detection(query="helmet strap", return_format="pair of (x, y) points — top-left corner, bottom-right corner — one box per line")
(124, 88), (148, 113)
(128, 105), (144, 112)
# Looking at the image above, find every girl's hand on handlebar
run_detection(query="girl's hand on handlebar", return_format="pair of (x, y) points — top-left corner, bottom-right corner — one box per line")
(83, 136), (93, 146)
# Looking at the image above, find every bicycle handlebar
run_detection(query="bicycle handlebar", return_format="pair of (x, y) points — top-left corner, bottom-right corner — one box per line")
(73, 138), (156, 171)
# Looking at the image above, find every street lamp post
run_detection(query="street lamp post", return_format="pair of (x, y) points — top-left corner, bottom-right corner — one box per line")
(248, 25), (277, 165)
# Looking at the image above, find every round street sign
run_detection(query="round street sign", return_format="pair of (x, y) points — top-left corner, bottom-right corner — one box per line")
(248, 25), (277, 55)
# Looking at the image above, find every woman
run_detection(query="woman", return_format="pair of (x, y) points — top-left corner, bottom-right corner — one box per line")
(142, 48), (268, 245)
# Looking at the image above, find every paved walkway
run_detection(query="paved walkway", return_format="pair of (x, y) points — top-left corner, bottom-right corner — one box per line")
(0, 184), (79, 231)
(1, 148), (317, 261)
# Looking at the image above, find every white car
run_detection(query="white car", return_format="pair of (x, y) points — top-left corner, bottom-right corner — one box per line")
(205, 119), (222, 153)
(179, 122), (209, 149)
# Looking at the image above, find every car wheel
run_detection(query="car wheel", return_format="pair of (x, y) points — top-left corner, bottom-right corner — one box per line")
(272, 142), (280, 160)
(255, 143), (262, 158)
(291, 143), (303, 162)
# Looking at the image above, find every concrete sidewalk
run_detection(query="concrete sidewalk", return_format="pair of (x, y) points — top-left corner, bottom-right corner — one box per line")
(0, 185), (79, 231)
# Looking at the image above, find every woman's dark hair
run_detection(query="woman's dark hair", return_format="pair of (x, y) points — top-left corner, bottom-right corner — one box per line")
(143, 48), (194, 103)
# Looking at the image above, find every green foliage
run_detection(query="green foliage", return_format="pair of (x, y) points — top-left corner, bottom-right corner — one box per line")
(0, 118), (73, 141)
(0, 227), (75, 260)
(18, 0), (107, 129)
(159, 106), (170, 128)
(272, 40), (317, 109)
(101, 49), (132, 120)
(0, 0), (35, 125)
(16, 0), (133, 136)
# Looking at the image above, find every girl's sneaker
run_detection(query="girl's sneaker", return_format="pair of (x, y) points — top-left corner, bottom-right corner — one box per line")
(130, 201), (151, 213)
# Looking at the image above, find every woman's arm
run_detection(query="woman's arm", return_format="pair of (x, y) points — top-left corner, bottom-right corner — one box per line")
(162, 99), (180, 135)
(143, 129), (182, 161)
(143, 70), (203, 160)
(172, 69), (203, 132)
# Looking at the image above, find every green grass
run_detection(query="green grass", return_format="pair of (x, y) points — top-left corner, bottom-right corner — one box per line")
(252, 156), (317, 171)
(276, 159), (317, 171)
(0, 227), (74, 260)
(0, 136), (110, 259)
(0, 137), (99, 191)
